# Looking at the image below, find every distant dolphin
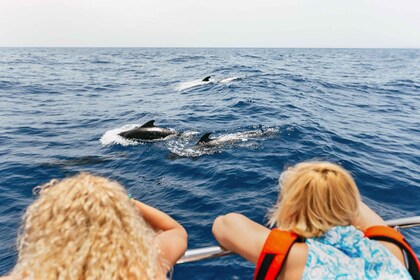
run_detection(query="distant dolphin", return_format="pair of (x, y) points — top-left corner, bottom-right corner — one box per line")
(177, 76), (213, 91)
(40, 156), (113, 168)
(119, 120), (177, 141)
(196, 129), (275, 146)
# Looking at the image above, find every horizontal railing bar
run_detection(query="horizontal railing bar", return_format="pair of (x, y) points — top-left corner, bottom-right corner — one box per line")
(176, 246), (232, 264)
(177, 215), (420, 264)
(385, 216), (420, 228)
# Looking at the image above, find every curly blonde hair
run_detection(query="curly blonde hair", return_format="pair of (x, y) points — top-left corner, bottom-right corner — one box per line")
(11, 173), (165, 280)
(269, 161), (361, 238)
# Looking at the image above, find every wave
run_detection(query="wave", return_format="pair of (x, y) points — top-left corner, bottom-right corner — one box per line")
(91, 59), (112, 64)
(0, 80), (18, 89)
(167, 55), (206, 63)
(385, 79), (420, 89)
(213, 65), (262, 73)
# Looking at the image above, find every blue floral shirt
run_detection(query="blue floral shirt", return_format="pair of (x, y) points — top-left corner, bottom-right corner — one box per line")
(302, 225), (412, 279)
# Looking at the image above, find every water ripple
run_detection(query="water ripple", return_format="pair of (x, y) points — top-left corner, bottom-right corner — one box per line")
(0, 48), (419, 278)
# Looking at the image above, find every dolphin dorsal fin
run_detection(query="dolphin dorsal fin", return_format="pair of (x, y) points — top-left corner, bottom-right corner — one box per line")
(202, 76), (211, 82)
(197, 132), (212, 144)
(140, 120), (155, 128)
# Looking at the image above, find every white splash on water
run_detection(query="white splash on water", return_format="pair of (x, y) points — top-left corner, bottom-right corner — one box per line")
(167, 142), (219, 158)
(219, 76), (242, 83)
(100, 124), (142, 146)
(176, 79), (212, 91)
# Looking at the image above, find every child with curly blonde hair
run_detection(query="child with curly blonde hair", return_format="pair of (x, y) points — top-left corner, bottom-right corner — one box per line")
(2, 173), (187, 280)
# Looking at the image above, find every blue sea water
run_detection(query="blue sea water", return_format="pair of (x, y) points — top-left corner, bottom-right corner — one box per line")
(0, 48), (419, 279)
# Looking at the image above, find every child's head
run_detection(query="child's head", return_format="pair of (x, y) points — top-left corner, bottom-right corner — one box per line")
(13, 173), (164, 279)
(269, 161), (361, 237)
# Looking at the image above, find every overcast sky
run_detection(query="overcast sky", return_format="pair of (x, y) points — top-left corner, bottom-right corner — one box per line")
(0, 0), (419, 48)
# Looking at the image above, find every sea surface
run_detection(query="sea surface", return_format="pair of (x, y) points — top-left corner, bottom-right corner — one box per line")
(0, 48), (419, 279)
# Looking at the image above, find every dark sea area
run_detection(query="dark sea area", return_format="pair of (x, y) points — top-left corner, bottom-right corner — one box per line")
(0, 48), (419, 279)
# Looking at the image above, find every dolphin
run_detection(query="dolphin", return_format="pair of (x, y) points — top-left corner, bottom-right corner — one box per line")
(40, 156), (114, 168)
(196, 129), (275, 146)
(202, 76), (211, 82)
(119, 120), (177, 141)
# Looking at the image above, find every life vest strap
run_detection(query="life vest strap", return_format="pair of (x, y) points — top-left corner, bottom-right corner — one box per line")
(254, 229), (298, 280)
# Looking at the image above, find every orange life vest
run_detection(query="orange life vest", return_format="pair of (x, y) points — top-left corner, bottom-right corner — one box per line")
(254, 229), (299, 280)
(254, 226), (420, 280)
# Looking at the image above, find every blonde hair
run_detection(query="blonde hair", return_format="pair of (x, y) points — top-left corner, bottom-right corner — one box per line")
(269, 161), (361, 238)
(12, 173), (166, 280)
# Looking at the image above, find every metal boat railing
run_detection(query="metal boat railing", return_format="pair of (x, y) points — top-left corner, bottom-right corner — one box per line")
(177, 216), (420, 264)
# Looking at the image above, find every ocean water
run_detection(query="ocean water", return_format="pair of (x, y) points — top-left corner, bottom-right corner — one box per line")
(0, 48), (419, 279)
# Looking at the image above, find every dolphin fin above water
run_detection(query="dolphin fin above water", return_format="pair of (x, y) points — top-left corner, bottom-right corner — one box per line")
(202, 76), (211, 82)
(197, 132), (212, 144)
(140, 120), (156, 128)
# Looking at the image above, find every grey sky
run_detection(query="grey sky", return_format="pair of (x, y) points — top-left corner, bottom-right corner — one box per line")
(0, 0), (419, 47)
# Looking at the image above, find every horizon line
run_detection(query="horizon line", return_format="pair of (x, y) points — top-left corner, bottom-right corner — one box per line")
(1, 46), (419, 49)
